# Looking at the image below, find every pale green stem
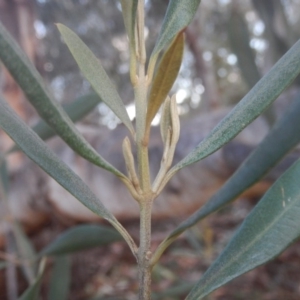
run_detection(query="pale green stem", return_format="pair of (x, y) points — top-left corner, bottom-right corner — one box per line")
(134, 1), (154, 299)
(150, 235), (176, 268)
(138, 197), (153, 300)
(134, 0), (151, 192)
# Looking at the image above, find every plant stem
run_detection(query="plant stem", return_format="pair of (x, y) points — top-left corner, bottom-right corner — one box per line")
(135, 70), (151, 192)
(134, 0), (151, 192)
(138, 197), (153, 300)
(134, 1), (153, 298)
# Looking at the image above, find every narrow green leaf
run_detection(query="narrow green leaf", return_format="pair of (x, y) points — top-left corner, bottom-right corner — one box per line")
(0, 158), (9, 195)
(48, 256), (71, 300)
(57, 24), (134, 135)
(0, 21), (122, 177)
(0, 261), (8, 270)
(0, 96), (137, 256)
(171, 38), (300, 174)
(19, 259), (46, 300)
(8, 94), (102, 154)
(187, 158), (300, 299)
(1, 159), (38, 289)
(150, 0), (201, 59)
(27, 94), (102, 144)
(178, 92), (300, 230)
(40, 224), (121, 256)
(120, 0), (138, 50)
(146, 32), (184, 132)
(152, 91), (300, 266)
(0, 95), (116, 224)
(13, 223), (37, 284)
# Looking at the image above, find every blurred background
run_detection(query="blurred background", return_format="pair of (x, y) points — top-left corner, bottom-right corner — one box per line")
(1, 0), (300, 299)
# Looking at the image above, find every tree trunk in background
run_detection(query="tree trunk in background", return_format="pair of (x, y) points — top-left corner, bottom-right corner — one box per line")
(185, 7), (220, 113)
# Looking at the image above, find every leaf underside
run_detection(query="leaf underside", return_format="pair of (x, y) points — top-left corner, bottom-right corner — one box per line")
(57, 24), (134, 135)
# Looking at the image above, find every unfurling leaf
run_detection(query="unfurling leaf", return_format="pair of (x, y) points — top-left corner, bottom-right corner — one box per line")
(160, 94), (180, 162)
(160, 96), (171, 145)
(57, 24), (134, 135)
(153, 95), (180, 192)
(122, 137), (140, 195)
(146, 32), (184, 136)
(169, 94), (180, 147)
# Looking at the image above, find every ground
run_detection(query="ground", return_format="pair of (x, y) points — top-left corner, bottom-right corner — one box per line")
(6, 196), (298, 300)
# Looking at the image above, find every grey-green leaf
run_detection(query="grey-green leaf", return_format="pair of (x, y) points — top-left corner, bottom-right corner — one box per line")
(57, 24), (134, 135)
(28, 93), (102, 144)
(0, 261), (8, 270)
(0, 21), (122, 177)
(167, 91), (300, 242)
(19, 259), (46, 300)
(40, 224), (121, 256)
(8, 94), (102, 154)
(48, 256), (71, 300)
(187, 158), (300, 299)
(120, 0), (138, 51)
(0, 158), (9, 195)
(0, 95), (116, 224)
(0, 96), (137, 256)
(13, 223), (37, 284)
(151, 90), (300, 267)
(171, 38), (300, 174)
(150, 0), (201, 59)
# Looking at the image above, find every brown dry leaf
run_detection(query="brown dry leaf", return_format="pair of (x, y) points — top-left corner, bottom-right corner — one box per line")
(145, 31), (184, 138)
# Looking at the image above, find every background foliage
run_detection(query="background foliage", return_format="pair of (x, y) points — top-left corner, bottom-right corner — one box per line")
(1, 0), (300, 299)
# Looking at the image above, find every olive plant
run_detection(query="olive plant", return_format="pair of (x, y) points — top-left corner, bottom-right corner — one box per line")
(1, 0), (300, 299)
